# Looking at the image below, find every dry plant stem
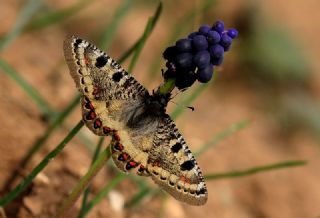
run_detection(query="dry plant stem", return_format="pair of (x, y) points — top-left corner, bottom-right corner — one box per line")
(55, 143), (111, 218)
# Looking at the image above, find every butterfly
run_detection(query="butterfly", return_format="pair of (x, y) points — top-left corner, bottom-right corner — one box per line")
(63, 36), (208, 205)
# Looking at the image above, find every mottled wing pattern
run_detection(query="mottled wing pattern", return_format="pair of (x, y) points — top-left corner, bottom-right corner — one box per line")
(146, 115), (208, 205)
(63, 36), (148, 136)
(63, 36), (207, 206)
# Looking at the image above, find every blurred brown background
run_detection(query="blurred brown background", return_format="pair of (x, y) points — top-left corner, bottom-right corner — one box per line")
(0, 0), (320, 217)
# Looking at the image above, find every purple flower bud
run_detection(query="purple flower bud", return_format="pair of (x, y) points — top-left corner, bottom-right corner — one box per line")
(211, 55), (224, 66)
(207, 30), (221, 44)
(199, 24), (211, 35)
(192, 35), (208, 51)
(163, 69), (176, 79)
(176, 52), (193, 68)
(220, 32), (232, 51)
(227, 28), (238, 38)
(193, 50), (210, 68)
(197, 64), (214, 83)
(188, 32), (199, 39)
(209, 44), (224, 58)
(213, 20), (224, 33)
(176, 38), (192, 52)
(166, 61), (177, 72)
(175, 68), (197, 89)
(163, 46), (177, 61)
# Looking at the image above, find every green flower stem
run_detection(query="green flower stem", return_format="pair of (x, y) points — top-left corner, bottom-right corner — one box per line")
(127, 2), (162, 73)
(158, 78), (176, 95)
(204, 160), (307, 180)
(55, 143), (112, 218)
(0, 120), (84, 207)
(78, 137), (104, 218)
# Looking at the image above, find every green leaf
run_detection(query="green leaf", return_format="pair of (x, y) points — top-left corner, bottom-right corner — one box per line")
(205, 160), (307, 180)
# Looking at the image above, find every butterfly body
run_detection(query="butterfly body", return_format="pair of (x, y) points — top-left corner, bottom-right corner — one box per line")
(64, 36), (208, 205)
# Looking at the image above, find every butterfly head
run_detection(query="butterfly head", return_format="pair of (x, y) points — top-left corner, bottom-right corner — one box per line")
(145, 91), (171, 116)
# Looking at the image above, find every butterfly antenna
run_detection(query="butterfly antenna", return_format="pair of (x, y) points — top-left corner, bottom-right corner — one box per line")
(170, 100), (195, 112)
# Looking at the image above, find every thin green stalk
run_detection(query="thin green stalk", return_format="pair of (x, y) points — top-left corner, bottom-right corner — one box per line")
(55, 145), (111, 218)
(0, 58), (54, 117)
(0, 120), (84, 207)
(195, 119), (251, 157)
(25, 0), (92, 32)
(99, 0), (133, 50)
(78, 137), (104, 218)
(158, 78), (176, 95)
(80, 173), (126, 216)
(204, 160), (307, 180)
(0, 0), (43, 50)
(127, 2), (162, 73)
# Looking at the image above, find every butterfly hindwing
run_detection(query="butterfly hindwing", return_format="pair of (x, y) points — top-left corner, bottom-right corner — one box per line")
(64, 36), (208, 205)
(146, 116), (208, 205)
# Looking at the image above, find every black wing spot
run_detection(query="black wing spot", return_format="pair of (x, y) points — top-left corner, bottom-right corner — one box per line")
(180, 160), (195, 171)
(171, 142), (182, 153)
(74, 38), (82, 47)
(95, 55), (108, 68)
(196, 188), (206, 195)
(112, 72), (123, 82)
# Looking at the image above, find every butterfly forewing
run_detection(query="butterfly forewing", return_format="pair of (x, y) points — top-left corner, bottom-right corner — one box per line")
(63, 36), (208, 205)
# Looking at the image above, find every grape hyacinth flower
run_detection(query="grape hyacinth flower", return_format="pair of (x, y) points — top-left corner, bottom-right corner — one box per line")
(162, 20), (238, 90)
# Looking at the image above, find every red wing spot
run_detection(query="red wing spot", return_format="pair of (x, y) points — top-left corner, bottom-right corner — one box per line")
(103, 126), (112, 134)
(118, 153), (129, 161)
(113, 142), (124, 151)
(86, 111), (96, 120)
(129, 161), (138, 167)
(93, 119), (102, 129)
(180, 176), (190, 184)
(138, 164), (145, 173)
(152, 161), (161, 167)
(84, 102), (94, 110)
(113, 133), (120, 141)
(84, 57), (89, 65)
(125, 161), (138, 170)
